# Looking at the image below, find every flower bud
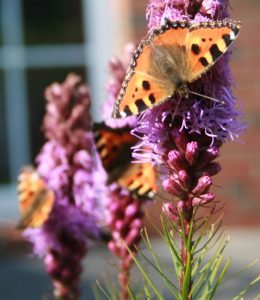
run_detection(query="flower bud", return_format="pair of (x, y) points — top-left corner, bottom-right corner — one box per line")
(167, 150), (189, 171)
(185, 141), (200, 166)
(202, 162), (221, 177)
(162, 178), (187, 198)
(130, 218), (142, 230)
(192, 192), (215, 206)
(162, 202), (179, 222)
(192, 176), (212, 196)
(125, 228), (140, 246)
(178, 170), (193, 191)
(173, 130), (189, 153)
(196, 147), (220, 169)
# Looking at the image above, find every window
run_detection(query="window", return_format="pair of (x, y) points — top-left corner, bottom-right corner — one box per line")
(0, 0), (116, 184)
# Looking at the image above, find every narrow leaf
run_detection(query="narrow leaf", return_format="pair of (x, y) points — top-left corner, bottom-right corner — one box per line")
(232, 276), (260, 300)
(96, 281), (112, 300)
(126, 246), (165, 300)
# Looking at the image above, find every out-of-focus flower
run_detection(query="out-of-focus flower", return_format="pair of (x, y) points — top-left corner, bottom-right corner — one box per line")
(106, 184), (145, 300)
(23, 74), (104, 300)
(102, 44), (138, 129)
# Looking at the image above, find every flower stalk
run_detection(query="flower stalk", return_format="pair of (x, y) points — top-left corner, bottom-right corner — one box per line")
(22, 74), (102, 300)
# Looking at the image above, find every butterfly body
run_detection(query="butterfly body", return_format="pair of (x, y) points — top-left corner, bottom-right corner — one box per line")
(112, 19), (241, 118)
(149, 43), (190, 99)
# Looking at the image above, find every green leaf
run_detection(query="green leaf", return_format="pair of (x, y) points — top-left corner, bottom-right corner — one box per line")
(232, 275), (260, 300)
(143, 279), (154, 300)
(138, 250), (180, 298)
(253, 293), (260, 300)
(221, 257), (260, 286)
(140, 228), (180, 297)
(205, 257), (232, 300)
(191, 235), (230, 299)
(182, 220), (194, 300)
(96, 280), (112, 300)
(128, 286), (138, 300)
(126, 245), (165, 300)
(92, 285), (101, 300)
(161, 217), (182, 278)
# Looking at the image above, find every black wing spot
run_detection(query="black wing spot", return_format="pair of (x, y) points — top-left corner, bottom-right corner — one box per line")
(209, 38), (213, 41)
(135, 99), (149, 112)
(135, 87), (138, 92)
(132, 94), (135, 98)
(148, 93), (156, 104)
(191, 44), (200, 55)
(202, 38), (206, 42)
(222, 34), (231, 47)
(209, 44), (223, 61)
(233, 27), (239, 36)
(142, 80), (151, 90)
(199, 57), (209, 67)
(123, 105), (132, 116)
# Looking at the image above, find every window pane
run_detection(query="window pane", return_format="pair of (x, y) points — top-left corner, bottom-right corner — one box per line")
(23, 0), (84, 45)
(26, 67), (86, 159)
(0, 71), (10, 182)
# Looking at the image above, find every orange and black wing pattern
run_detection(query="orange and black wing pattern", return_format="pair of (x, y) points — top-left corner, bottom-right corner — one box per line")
(186, 19), (241, 82)
(17, 166), (54, 229)
(93, 122), (137, 181)
(93, 122), (157, 199)
(113, 19), (241, 118)
(112, 20), (190, 118)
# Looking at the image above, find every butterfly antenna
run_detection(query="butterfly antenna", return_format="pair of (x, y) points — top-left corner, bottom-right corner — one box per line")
(169, 97), (181, 125)
(189, 91), (225, 104)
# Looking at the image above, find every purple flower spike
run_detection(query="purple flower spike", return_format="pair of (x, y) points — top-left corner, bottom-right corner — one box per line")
(106, 184), (145, 300)
(23, 74), (105, 300)
(130, 0), (244, 223)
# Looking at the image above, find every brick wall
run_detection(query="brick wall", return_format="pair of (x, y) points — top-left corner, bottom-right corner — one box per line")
(125, 0), (260, 226)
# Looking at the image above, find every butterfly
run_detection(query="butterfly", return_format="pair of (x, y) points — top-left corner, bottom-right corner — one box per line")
(17, 166), (55, 229)
(93, 122), (156, 199)
(112, 19), (241, 118)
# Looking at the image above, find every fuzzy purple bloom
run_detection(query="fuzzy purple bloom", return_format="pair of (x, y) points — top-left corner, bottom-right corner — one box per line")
(102, 44), (138, 129)
(146, 0), (230, 31)
(128, 0), (244, 223)
(106, 184), (145, 300)
(23, 74), (105, 300)
(24, 204), (98, 300)
(133, 0), (244, 166)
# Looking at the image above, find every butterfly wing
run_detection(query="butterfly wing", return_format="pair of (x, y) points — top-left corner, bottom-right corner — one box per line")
(17, 167), (54, 229)
(118, 163), (157, 200)
(186, 19), (241, 82)
(93, 122), (138, 181)
(113, 20), (191, 118)
(94, 123), (157, 199)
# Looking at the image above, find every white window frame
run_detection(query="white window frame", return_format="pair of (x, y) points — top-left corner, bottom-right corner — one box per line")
(0, 0), (127, 219)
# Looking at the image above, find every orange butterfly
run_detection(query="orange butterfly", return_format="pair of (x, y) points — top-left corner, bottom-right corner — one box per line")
(93, 122), (156, 199)
(112, 19), (241, 118)
(17, 166), (54, 229)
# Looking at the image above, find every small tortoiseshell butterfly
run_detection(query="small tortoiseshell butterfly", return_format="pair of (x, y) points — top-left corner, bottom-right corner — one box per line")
(112, 19), (241, 118)
(17, 167), (54, 229)
(93, 122), (156, 199)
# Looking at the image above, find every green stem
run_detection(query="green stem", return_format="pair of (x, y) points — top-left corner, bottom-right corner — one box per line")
(119, 262), (129, 300)
(180, 204), (194, 300)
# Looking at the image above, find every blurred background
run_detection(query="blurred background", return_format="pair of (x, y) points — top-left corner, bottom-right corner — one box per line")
(0, 0), (259, 299)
